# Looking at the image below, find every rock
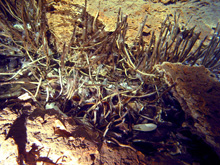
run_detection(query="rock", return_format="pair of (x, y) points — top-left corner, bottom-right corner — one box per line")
(151, 0), (177, 4)
(160, 0), (177, 4)
(156, 62), (220, 156)
(45, 0), (104, 53)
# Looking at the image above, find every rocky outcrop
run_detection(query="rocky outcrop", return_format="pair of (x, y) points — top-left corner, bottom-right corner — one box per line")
(156, 62), (220, 156)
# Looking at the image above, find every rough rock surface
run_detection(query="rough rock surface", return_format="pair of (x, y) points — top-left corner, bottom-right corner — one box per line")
(156, 62), (220, 156)
(46, 0), (220, 46)
(71, 0), (220, 45)
(45, 1), (105, 52)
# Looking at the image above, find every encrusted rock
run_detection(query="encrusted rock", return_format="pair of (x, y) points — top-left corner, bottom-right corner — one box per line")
(156, 62), (220, 156)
